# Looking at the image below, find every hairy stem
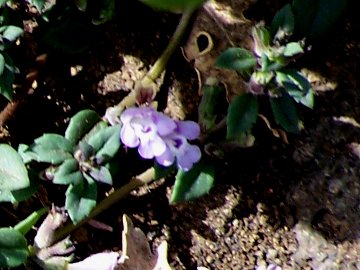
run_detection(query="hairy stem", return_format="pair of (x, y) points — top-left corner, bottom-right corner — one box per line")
(53, 167), (155, 243)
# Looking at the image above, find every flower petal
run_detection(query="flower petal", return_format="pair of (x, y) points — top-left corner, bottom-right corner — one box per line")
(176, 121), (200, 140)
(155, 113), (177, 136)
(120, 107), (142, 124)
(138, 141), (155, 159)
(155, 147), (175, 167)
(138, 136), (166, 159)
(120, 124), (139, 148)
(149, 136), (167, 156)
(177, 145), (201, 171)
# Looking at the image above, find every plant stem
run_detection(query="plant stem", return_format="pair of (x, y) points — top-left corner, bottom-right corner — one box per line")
(55, 7), (196, 244)
(53, 167), (155, 243)
(115, 9), (195, 111)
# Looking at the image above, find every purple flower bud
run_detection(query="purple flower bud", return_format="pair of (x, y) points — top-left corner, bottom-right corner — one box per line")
(120, 107), (201, 170)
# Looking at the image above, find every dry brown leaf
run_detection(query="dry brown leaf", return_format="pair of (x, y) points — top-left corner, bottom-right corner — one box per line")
(116, 214), (172, 270)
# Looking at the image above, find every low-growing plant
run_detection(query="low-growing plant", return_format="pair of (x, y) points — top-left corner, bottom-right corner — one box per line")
(0, 0), (349, 269)
(0, 1), (23, 100)
(215, 21), (313, 139)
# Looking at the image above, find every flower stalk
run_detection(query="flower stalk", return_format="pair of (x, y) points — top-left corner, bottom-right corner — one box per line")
(53, 167), (155, 243)
(113, 8), (195, 112)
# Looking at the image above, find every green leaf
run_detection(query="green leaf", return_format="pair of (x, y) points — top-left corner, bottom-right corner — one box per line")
(198, 84), (223, 132)
(0, 144), (29, 191)
(1, 26), (23, 43)
(270, 94), (300, 133)
(0, 179), (39, 203)
(216, 48), (257, 74)
(271, 3), (295, 38)
(275, 70), (313, 108)
(300, 89), (314, 109)
(226, 94), (258, 140)
(0, 228), (28, 268)
(65, 180), (97, 224)
(292, 0), (348, 40)
(87, 166), (112, 185)
(283, 42), (303, 57)
(29, 0), (46, 11)
(154, 161), (176, 181)
(25, 134), (74, 164)
(171, 160), (215, 203)
(0, 0), (8, 7)
(140, 0), (205, 12)
(65, 110), (101, 144)
(0, 53), (5, 76)
(76, 141), (95, 162)
(86, 125), (121, 164)
(53, 159), (83, 185)
(79, 120), (108, 145)
(92, 0), (115, 25)
(252, 25), (271, 51)
(74, 0), (87, 11)
(14, 207), (48, 236)
(0, 53), (15, 100)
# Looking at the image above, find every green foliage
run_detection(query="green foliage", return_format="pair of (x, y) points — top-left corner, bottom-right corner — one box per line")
(65, 109), (101, 144)
(0, 144), (29, 191)
(91, 0), (115, 25)
(215, 22), (314, 136)
(271, 3), (295, 39)
(65, 177), (97, 224)
(272, 0), (348, 41)
(154, 161), (176, 181)
(215, 48), (257, 78)
(0, 209), (47, 267)
(21, 134), (74, 165)
(275, 70), (314, 108)
(0, 181), (39, 203)
(30, 0), (47, 11)
(0, 8), (23, 100)
(53, 158), (83, 185)
(170, 160), (215, 203)
(292, 0), (348, 40)
(226, 94), (258, 141)
(17, 110), (122, 224)
(198, 83), (224, 132)
(0, 25), (23, 43)
(14, 207), (48, 236)
(86, 125), (121, 164)
(140, 0), (206, 12)
(74, 0), (87, 11)
(0, 228), (28, 268)
(270, 94), (300, 133)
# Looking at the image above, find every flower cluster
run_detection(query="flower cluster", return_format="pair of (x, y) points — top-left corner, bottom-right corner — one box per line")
(120, 107), (201, 171)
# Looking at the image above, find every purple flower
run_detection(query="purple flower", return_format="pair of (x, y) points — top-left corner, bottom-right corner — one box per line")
(120, 107), (201, 170)
(120, 107), (176, 159)
(156, 121), (201, 171)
